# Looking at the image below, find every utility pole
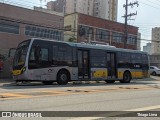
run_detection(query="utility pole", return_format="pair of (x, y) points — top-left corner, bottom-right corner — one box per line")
(123, 0), (139, 49)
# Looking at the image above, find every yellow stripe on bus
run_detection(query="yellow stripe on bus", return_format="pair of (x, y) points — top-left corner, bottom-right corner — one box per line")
(118, 71), (149, 79)
(93, 70), (108, 78)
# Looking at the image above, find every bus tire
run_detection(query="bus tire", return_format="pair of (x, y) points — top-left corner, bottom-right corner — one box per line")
(105, 80), (115, 83)
(42, 81), (53, 85)
(57, 70), (69, 85)
(120, 71), (131, 83)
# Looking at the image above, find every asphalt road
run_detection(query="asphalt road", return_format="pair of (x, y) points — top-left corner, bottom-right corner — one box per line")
(0, 76), (160, 120)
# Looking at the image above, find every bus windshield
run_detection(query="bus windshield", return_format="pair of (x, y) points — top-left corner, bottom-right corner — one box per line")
(13, 40), (30, 70)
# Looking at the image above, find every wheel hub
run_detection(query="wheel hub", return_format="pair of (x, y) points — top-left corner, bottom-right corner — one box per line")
(61, 74), (67, 81)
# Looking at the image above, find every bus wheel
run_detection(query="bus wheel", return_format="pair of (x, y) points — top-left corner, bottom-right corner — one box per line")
(57, 70), (69, 85)
(42, 81), (53, 85)
(105, 80), (115, 83)
(120, 71), (131, 83)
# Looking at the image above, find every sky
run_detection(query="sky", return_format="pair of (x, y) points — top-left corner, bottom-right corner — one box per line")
(118, 0), (160, 49)
(1, 0), (160, 50)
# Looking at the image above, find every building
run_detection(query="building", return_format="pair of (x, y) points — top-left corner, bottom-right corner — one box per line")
(143, 43), (151, 54)
(150, 54), (160, 68)
(47, 0), (118, 21)
(151, 27), (160, 54)
(64, 13), (138, 50)
(34, 6), (64, 16)
(93, 0), (118, 21)
(137, 32), (141, 50)
(0, 3), (64, 55)
(47, 0), (65, 13)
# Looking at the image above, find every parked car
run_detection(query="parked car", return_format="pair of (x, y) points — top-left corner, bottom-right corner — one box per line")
(150, 66), (160, 76)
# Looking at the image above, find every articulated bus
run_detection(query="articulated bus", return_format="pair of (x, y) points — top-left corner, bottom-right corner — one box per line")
(12, 38), (149, 85)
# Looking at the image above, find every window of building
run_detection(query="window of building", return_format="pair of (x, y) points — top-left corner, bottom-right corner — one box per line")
(112, 32), (123, 43)
(127, 36), (137, 45)
(96, 29), (109, 40)
(0, 20), (19, 34)
(25, 25), (62, 41)
(79, 25), (93, 38)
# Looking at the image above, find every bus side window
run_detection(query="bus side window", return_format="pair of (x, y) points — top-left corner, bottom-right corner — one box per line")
(29, 46), (49, 69)
(142, 54), (149, 70)
(52, 44), (72, 66)
(131, 53), (142, 69)
(117, 52), (131, 68)
(52, 46), (58, 65)
(40, 48), (49, 61)
(90, 50), (106, 68)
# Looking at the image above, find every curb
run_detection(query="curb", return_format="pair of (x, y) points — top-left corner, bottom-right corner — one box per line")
(0, 78), (13, 83)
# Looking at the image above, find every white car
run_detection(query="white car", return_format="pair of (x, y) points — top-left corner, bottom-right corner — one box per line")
(150, 66), (160, 76)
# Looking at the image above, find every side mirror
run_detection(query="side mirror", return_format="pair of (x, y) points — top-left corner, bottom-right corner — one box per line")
(34, 46), (41, 61)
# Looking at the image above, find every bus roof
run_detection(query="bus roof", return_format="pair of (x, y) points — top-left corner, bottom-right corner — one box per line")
(31, 38), (148, 54)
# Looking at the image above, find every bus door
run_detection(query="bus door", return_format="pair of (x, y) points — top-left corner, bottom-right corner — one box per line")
(107, 52), (116, 79)
(78, 50), (90, 79)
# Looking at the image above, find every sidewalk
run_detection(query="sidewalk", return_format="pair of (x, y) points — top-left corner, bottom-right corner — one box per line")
(0, 78), (14, 83)
(150, 76), (160, 81)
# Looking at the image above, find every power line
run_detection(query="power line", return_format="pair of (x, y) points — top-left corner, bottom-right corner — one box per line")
(139, 0), (160, 9)
(145, 0), (160, 7)
(0, 0), (46, 9)
(155, 0), (160, 3)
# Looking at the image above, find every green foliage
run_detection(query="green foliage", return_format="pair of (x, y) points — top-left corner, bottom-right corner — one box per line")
(68, 37), (76, 42)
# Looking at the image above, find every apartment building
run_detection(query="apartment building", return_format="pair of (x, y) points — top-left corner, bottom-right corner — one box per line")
(151, 27), (160, 54)
(137, 32), (141, 50)
(64, 13), (138, 50)
(47, 0), (65, 13)
(94, 0), (118, 21)
(47, 0), (118, 21)
(143, 43), (151, 54)
(150, 54), (160, 68)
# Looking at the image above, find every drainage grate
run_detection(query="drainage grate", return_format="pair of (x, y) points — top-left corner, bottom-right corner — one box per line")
(0, 95), (7, 98)
(67, 89), (91, 93)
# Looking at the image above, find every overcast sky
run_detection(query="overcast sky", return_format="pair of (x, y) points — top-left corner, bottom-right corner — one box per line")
(118, 0), (160, 49)
(1, 0), (160, 50)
